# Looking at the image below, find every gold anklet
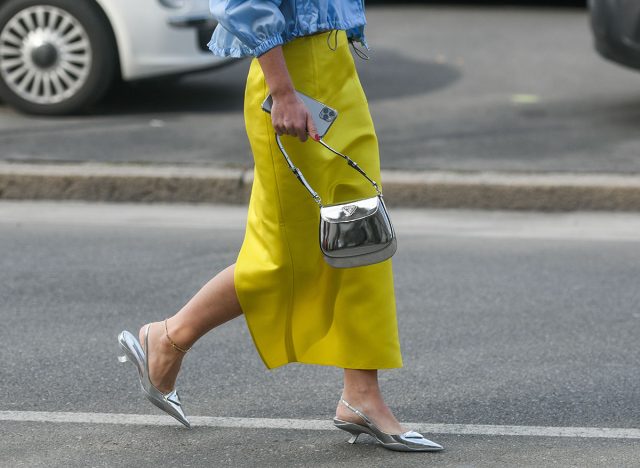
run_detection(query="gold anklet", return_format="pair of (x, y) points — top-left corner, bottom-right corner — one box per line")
(164, 318), (191, 353)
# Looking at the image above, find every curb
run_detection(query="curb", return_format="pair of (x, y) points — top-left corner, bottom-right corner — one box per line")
(2, 162), (640, 211)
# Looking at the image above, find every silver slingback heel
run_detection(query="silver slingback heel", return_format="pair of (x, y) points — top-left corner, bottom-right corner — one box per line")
(117, 323), (191, 428)
(333, 399), (443, 452)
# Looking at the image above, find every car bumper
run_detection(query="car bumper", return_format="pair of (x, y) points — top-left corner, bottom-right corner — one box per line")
(589, 0), (640, 70)
(96, 0), (234, 81)
(167, 13), (219, 53)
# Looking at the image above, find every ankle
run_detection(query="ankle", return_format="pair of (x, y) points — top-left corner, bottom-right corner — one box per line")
(163, 318), (194, 354)
(155, 328), (184, 358)
(342, 383), (381, 401)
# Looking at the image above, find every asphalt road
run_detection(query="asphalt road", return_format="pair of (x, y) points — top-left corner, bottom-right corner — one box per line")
(1, 201), (639, 467)
(1, 5), (640, 174)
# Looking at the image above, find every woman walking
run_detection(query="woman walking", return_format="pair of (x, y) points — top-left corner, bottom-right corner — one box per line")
(117, 0), (443, 452)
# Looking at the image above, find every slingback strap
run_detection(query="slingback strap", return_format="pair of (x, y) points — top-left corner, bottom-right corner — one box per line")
(274, 133), (382, 208)
(340, 398), (373, 425)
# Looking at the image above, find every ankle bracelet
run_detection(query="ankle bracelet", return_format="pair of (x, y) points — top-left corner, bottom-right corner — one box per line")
(164, 318), (191, 353)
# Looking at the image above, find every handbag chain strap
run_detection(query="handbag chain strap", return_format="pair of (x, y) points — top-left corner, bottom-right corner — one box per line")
(274, 133), (382, 208)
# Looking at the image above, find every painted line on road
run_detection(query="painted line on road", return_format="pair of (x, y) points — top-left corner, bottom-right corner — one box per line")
(0, 411), (639, 439)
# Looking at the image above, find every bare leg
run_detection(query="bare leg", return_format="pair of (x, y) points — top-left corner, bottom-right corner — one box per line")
(336, 369), (406, 434)
(138, 263), (243, 393)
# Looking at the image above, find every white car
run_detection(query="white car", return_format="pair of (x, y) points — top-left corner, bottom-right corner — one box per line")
(0, 0), (232, 115)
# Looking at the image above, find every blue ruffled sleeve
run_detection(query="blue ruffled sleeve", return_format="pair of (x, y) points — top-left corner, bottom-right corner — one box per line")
(208, 0), (286, 57)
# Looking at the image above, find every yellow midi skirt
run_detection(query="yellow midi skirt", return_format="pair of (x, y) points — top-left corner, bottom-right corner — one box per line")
(236, 30), (403, 370)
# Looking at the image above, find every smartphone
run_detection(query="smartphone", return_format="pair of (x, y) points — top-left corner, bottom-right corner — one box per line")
(261, 90), (338, 138)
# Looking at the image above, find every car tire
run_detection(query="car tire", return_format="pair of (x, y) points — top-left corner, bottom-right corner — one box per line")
(0, 0), (117, 115)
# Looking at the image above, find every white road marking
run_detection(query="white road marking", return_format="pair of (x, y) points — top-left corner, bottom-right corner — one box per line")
(0, 411), (638, 439)
(510, 94), (541, 104)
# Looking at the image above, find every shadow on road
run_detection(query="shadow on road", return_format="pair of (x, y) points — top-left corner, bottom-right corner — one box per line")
(85, 50), (460, 116)
(358, 50), (461, 101)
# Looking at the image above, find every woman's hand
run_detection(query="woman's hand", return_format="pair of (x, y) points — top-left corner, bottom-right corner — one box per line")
(270, 90), (319, 142)
(257, 46), (319, 142)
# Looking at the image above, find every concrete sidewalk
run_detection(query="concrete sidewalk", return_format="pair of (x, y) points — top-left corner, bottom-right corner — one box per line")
(3, 7), (640, 211)
(2, 161), (640, 211)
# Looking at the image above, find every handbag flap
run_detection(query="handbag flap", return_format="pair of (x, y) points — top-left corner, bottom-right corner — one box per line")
(320, 196), (380, 223)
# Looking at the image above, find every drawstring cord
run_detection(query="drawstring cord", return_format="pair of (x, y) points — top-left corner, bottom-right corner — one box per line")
(326, 29), (370, 60)
(350, 41), (370, 60)
(327, 29), (338, 51)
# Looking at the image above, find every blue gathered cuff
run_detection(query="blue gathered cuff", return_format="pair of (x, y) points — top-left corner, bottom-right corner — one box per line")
(252, 35), (286, 57)
(208, 34), (284, 58)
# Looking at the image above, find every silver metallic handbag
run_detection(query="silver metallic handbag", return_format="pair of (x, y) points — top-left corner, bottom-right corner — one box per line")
(275, 134), (397, 268)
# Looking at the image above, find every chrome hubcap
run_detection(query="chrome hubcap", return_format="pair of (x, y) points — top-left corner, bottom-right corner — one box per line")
(31, 41), (58, 68)
(0, 5), (92, 105)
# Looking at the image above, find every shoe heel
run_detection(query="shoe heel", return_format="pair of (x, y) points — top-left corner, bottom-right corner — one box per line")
(334, 418), (368, 445)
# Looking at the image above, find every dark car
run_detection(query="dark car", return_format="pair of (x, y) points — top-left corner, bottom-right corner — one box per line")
(589, 0), (640, 70)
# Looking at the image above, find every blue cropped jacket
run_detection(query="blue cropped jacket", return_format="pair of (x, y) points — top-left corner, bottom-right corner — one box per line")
(207, 0), (368, 58)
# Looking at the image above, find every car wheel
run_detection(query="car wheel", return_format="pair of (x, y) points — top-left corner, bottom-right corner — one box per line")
(0, 0), (117, 115)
